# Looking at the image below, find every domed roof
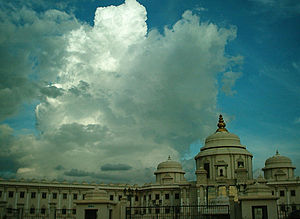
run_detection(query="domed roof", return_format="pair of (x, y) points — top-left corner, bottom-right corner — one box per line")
(201, 115), (245, 151)
(263, 150), (295, 170)
(154, 156), (185, 174)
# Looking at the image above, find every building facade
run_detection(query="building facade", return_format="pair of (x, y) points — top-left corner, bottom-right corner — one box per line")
(0, 115), (299, 219)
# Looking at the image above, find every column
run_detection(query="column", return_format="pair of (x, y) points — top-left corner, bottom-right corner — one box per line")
(37, 189), (40, 210)
(17, 203), (24, 219)
(49, 202), (56, 219)
(26, 189), (29, 209)
(0, 201), (7, 219)
(68, 190), (71, 210)
(58, 190), (61, 209)
(14, 189), (18, 209)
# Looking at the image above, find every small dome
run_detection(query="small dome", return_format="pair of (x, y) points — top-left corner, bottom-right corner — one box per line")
(155, 156), (185, 174)
(264, 150), (295, 169)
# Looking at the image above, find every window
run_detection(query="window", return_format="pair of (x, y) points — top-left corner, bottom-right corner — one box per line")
(72, 209), (76, 215)
(62, 208), (66, 215)
(291, 190), (296, 197)
(143, 195), (146, 201)
(30, 208), (35, 214)
(272, 191), (274, 195)
(83, 194), (85, 200)
(148, 194), (151, 200)
(148, 208), (152, 214)
(280, 190), (285, 197)
(41, 208), (46, 215)
(220, 169), (224, 177)
(31, 192), (36, 198)
(110, 195), (114, 201)
(7, 208), (12, 214)
(204, 163), (210, 178)
(135, 195), (138, 201)
(292, 205), (296, 211)
(155, 194), (160, 200)
(8, 191), (14, 198)
(73, 194), (77, 200)
(0, 191), (2, 197)
(155, 208), (160, 214)
(42, 192), (47, 199)
(165, 193), (169, 199)
(238, 161), (244, 168)
(118, 195), (122, 201)
(175, 193), (180, 199)
(63, 193), (67, 199)
(20, 191), (25, 198)
(53, 193), (57, 199)
(165, 207), (170, 214)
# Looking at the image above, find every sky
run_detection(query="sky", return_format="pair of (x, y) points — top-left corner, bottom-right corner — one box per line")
(0, 0), (299, 184)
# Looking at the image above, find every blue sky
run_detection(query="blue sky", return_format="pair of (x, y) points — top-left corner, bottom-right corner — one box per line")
(0, 0), (299, 183)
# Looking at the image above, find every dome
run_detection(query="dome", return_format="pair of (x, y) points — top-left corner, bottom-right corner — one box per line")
(263, 150), (295, 170)
(200, 115), (245, 151)
(155, 156), (185, 174)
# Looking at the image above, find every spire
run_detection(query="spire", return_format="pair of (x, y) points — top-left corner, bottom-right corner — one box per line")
(216, 114), (228, 132)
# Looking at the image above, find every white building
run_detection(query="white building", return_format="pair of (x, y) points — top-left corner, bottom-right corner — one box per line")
(0, 115), (299, 219)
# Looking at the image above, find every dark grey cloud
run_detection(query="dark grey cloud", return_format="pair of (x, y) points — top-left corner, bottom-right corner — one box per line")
(54, 165), (64, 171)
(101, 163), (132, 171)
(64, 169), (90, 177)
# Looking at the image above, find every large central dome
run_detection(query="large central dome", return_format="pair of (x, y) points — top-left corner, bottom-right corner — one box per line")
(200, 115), (246, 151)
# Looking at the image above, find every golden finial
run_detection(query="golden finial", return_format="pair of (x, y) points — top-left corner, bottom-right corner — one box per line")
(216, 114), (228, 132)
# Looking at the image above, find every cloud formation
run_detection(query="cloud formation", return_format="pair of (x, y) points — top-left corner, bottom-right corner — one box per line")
(0, 0), (241, 183)
(101, 163), (132, 171)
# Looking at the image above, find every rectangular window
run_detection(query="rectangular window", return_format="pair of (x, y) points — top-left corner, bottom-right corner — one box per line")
(8, 191), (14, 198)
(110, 195), (114, 201)
(144, 195), (146, 201)
(30, 208), (35, 214)
(20, 191), (25, 198)
(53, 193), (57, 199)
(291, 190), (296, 197)
(155, 194), (160, 200)
(73, 194), (77, 200)
(292, 205), (296, 211)
(118, 195), (122, 201)
(41, 208), (46, 215)
(72, 209), (76, 215)
(63, 193), (67, 199)
(148, 194), (151, 200)
(280, 190), (285, 197)
(31, 192), (36, 198)
(42, 192), (47, 199)
(155, 208), (160, 214)
(204, 163), (210, 178)
(165, 207), (170, 214)
(62, 209), (66, 215)
(135, 195), (138, 201)
(175, 193), (180, 199)
(0, 191), (2, 197)
(165, 193), (169, 199)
